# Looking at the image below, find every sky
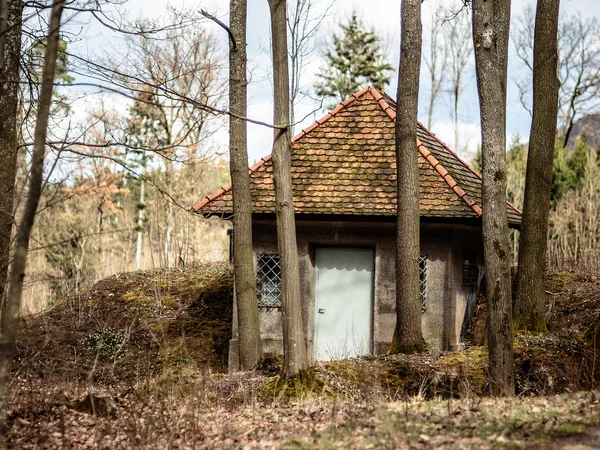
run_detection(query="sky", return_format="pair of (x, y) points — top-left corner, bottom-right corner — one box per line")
(70, 0), (600, 165)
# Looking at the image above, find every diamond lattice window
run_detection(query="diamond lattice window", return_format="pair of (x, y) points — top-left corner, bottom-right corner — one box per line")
(256, 254), (281, 308)
(420, 256), (427, 313)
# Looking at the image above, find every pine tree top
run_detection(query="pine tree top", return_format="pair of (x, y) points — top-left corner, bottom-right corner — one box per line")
(315, 12), (393, 107)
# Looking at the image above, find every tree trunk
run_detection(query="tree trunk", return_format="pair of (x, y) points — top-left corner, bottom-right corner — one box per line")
(230, 0), (263, 370)
(471, 0), (515, 396)
(514, 0), (560, 333)
(0, 0), (22, 312)
(135, 178), (144, 269)
(0, 1), (65, 446)
(389, 0), (425, 355)
(267, 0), (307, 377)
(454, 82), (460, 153)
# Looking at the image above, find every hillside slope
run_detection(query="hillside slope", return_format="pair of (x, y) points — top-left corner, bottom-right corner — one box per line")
(566, 113), (600, 150)
(7, 267), (600, 448)
(14, 264), (234, 384)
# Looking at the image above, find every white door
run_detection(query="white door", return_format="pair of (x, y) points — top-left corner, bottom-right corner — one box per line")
(313, 248), (373, 361)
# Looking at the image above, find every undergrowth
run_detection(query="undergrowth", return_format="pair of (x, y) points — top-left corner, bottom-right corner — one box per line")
(7, 267), (600, 449)
(14, 263), (234, 387)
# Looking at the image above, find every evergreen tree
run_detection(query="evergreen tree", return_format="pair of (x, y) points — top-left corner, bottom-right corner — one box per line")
(505, 137), (527, 209)
(551, 143), (575, 204)
(315, 12), (392, 105)
(567, 136), (592, 189)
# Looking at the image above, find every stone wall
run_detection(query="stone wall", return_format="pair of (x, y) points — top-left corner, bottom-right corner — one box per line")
(449, 225), (485, 350)
(229, 219), (484, 370)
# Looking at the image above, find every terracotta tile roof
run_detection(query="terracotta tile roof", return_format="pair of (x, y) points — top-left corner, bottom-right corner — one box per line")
(194, 87), (521, 225)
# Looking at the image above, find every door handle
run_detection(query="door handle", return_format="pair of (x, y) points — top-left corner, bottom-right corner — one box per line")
(318, 308), (325, 314)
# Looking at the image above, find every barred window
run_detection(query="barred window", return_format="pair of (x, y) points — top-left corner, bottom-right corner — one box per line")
(420, 256), (427, 313)
(256, 254), (281, 308)
(462, 252), (478, 286)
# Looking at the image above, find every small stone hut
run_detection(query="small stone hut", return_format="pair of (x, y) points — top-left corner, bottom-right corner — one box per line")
(195, 87), (521, 368)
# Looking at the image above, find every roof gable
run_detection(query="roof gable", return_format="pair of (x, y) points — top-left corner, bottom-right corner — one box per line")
(195, 87), (521, 225)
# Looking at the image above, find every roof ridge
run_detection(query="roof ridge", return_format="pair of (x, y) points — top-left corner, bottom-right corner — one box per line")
(416, 121), (483, 179)
(415, 122), (523, 216)
(193, 86), (371, 212)
(417, 144), (482, 217)
(369, 87), (482, 218)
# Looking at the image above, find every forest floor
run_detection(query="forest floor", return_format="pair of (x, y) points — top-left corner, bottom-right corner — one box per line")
(7, 265), (600, 449)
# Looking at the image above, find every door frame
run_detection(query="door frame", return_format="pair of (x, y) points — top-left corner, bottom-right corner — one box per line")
(311, 245), (376, 359)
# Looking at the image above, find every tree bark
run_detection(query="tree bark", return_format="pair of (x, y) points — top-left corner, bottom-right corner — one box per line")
(389, 0), (425, 355)
(0, 1), (65, 446)
(471, 0), (515, 396)
(230, 0), (263, 370)
(514, 0), (560, 333)
(267, 0), (307, 377)
(0, 0), (22, 313)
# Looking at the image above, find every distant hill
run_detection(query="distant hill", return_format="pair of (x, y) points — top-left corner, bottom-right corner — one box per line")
(566, 113), (600, 150)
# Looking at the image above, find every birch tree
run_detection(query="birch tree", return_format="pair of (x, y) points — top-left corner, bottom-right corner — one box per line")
(471, 0), (515, 396)
(267, 0), (307, 377)
(229, 0), (263, 370)
(287, 0), (334, 133)
(514, 0), (560, 333)
(0, 1), (66, 445)
(422, 1), (447, 130)
(389, 0), (425, 355)
(444, 6), (473, 153)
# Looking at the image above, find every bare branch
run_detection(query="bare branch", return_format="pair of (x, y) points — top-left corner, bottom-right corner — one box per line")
(200, 9), (236, 50)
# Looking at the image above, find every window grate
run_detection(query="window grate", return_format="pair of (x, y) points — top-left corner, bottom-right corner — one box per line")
(420, 256), (427, 313)
(462, 252), (478, 286)
(256, 254), (281, 308)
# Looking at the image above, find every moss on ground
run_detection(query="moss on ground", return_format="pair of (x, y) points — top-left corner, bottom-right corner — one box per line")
(13, 267), (600, 403)
(14, 263), (234, 384)
(7, 269), (600, 448)
(260, 368), (326, 402)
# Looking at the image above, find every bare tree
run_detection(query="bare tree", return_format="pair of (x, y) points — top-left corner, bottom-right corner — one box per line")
(513, 7), (600, 147)
(267, 0), (307, 377)
(1, 3), (231, 307)
(444, 4), (473, 153)
(0, 0), (22, 309)
(0, 0), (65, 445)
(422, 0), (448, 130)
(287, 0), (334, 133)
(471, 0), (515, 396)
(389, 0), (425, 355)
(109, 24), (224, 268)
(514, 0), (560, 333)
(229, 0), (263, 370)
(547, 141), (600, 266)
